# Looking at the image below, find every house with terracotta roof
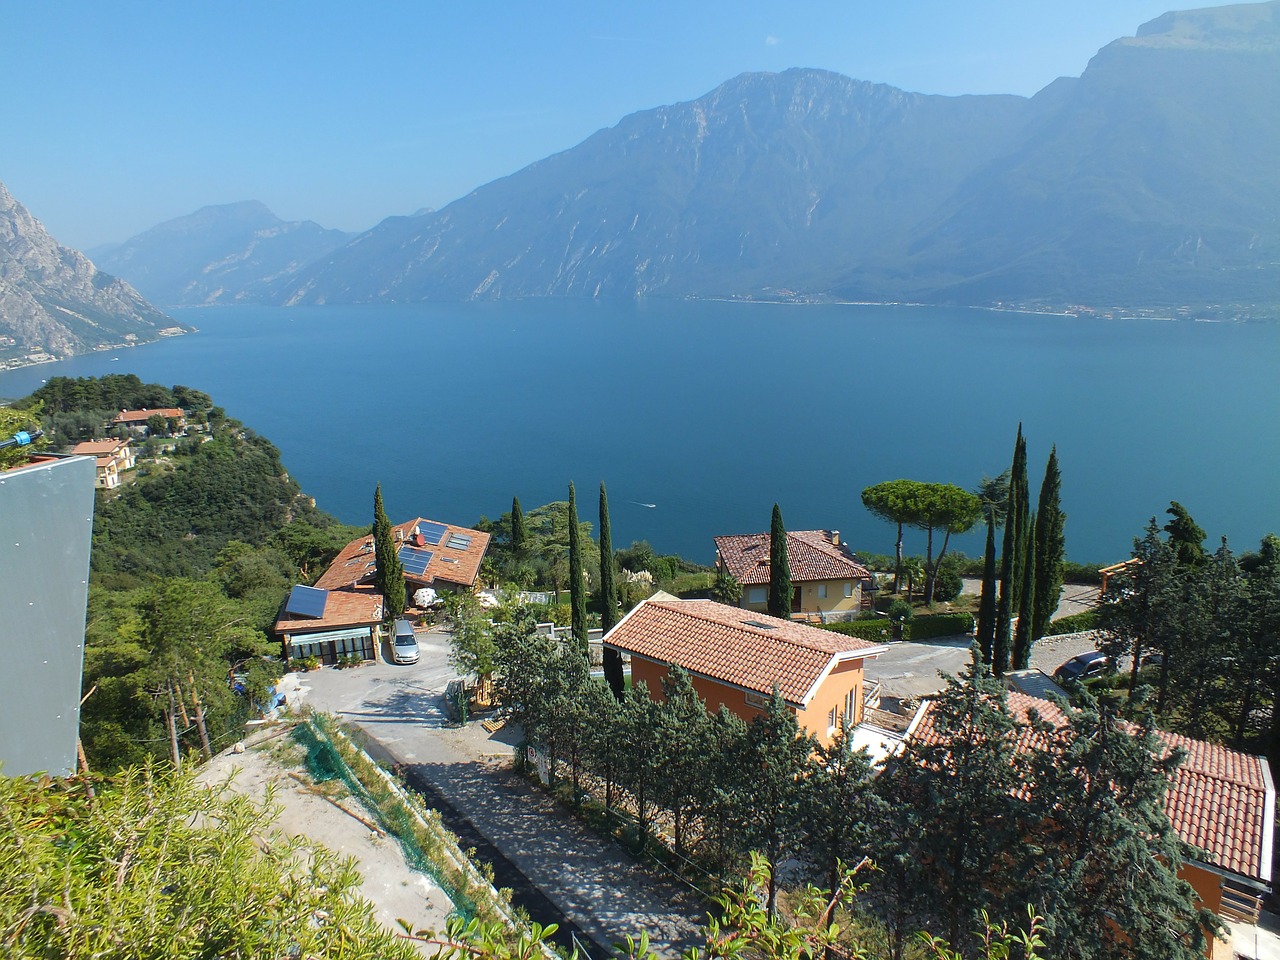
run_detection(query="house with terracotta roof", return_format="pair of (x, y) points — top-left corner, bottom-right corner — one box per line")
(112, 407), (186, 436)
(909, 691), (1274, 955)
(714, 529), (873, 618)
(273, 584), (383, 665)
(602, 597), (887, 746)
(70, 438), (135, 488)
(313, 517), (491, 596)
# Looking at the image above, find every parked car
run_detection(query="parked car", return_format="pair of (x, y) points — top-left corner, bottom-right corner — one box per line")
(392, 619), (420, 665)
(1052, 650), (1110, 685)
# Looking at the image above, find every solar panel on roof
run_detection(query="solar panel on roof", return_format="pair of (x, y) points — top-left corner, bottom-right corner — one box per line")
(398, 545), (434, 577)
(446, 533), (472, 550)
(285, 585), (329, 619)
(417, 521), (447, 545)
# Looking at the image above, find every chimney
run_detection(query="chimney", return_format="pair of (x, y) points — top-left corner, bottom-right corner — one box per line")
(831, 530), (840, 546)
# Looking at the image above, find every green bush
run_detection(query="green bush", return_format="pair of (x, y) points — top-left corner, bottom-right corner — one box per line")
(820, 619), (894, 643)
(931, 567), (964, 603)
(1062, 561), (1105, 585)
(886, 599), (913, 621)
(1046, 609), (1099, 635)
(903, 613), (975, 641)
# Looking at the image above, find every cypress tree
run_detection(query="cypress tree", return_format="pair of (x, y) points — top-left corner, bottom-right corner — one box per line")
(373, 484), (405, 618)
(511, 496), (526, 557)
(976, 523), (998, 663)
(599, 482), (625, 698)
(993, 427), (1026, 674)
(568, 481), (588, 655)
(1030, 447), (1066, 643)
(768, 503), (792, 619)
(1012, 509), (1036, 669)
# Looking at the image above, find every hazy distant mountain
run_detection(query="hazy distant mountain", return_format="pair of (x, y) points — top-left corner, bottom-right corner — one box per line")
(98, 201), (354, 306)
(0, 180), (181, 364)
(280, 0), (1280, 313)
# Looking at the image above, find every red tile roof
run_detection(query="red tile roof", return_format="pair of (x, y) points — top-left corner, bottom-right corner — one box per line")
(273, 588), (383, 635)
(715, 530), (872, 586)
(312, 517), (490, 592)
(603, 598), (885, 706)
(113, 408), (185, 424)
(71, 439), (130, 468)
(909, 691), (1274, 884)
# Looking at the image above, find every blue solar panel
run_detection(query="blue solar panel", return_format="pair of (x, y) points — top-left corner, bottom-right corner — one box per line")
(285, 584), (329, 619)
(418, 521), (447, 545)
(398, 545), (433, 577)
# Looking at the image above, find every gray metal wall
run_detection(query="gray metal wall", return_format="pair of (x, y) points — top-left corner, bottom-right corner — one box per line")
(0, 456), (94, 776)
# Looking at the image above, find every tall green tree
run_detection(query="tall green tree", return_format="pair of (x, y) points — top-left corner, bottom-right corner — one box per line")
(1012, 510), (1037, 669)
(994, 426), (1028, 674)
(1022, 690), (1220, 960)
(372, 484), (405, 618)
(1164, 501), (1207, 568)
(873, 657), (1027, 953)
(909, 483), (982, 605)
(1029, 447), (1066, 644)
(768, 503), (792, 618)
(511, 496), (526, 556)
(974, 472), (1010, 664)
(803, 721), (881, 903)
(599, 482), (625, 698)
(739, 689), (816, 920)
(861, 479), (923, 593)
(567, 481), (588, 654)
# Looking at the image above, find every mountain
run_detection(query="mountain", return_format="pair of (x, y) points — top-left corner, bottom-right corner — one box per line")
(97, 201), (354, 306)
(279, 1), (1280, 313)
(0, 181), (182, 366)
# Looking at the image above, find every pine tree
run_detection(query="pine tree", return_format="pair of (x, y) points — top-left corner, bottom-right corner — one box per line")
(1012, 510), (1036, 669)
(511, 496), (526, 556)
(599, 482), (625, 698)
(768, 503), (792, 619)
(373, 484), (405, 618)
(1030, 447), (1066, 643)
(993, 427), (1027, 674)
(568, 481), (588, 655)
(1023, 690), (1220, 960)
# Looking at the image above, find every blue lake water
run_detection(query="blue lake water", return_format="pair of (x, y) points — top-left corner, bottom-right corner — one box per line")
(1, 301), (1277, 565)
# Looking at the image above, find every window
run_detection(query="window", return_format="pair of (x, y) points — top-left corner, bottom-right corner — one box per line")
(748, 587), (767, 604)
(845, 686), (859, 725)
(843, 582), (854, 598)
(828, 706), (838, 730)
(744, 691), (770, 710)
(818, 584), (828, 599)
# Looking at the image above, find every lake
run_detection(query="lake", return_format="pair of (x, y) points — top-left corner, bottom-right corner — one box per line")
(1, 301), (1276, 566)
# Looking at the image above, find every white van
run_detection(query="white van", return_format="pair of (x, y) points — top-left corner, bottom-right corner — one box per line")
(392, 619), (419, 665)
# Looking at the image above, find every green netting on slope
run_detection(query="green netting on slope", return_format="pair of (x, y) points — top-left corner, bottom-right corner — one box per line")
(292, 720), (478, 922)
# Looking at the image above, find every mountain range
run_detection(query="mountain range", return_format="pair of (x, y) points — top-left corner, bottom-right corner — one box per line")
(95, 201), (353, 306)
(271, 0), (1279, 312)
(0, 182), (183, 367)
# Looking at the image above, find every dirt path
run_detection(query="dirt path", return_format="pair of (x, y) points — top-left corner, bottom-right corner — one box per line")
(197, 734), (454, 945)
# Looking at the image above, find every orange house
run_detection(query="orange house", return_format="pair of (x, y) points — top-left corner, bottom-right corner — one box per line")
(910, 691), (1274, 958)
(602, 598), (887, 746)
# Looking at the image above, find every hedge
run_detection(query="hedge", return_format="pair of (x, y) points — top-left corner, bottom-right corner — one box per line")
(1046, 609), (1099, 635)
(821, 620), (894, 643)
(905, 612), (974, 641)
(820, 612), (975, 643)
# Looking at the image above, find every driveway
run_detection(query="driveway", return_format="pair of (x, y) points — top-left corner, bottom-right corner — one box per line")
(865, 582), (1103, 700)
(288, 630), (705, 960)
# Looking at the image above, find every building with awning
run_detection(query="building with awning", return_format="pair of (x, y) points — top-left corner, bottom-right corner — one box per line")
(273, 585), (383, 664)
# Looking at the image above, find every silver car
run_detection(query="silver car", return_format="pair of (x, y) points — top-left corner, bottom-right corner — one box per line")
(392, 619), (419, 664)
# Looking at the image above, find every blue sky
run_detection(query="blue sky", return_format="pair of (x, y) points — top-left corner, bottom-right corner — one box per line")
(1, 1), (1241, 249)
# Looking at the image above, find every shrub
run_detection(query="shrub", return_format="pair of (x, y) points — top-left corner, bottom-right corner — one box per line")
(1062, 561), (1105, 585)
(931, 567), (964, 603)
(886, 599), (913, 621)
(1046, 609), (1099, 635)
(903, 612), (974, 641)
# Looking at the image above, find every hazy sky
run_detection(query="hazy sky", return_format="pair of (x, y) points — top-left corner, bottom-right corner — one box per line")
(1, 1), (1242, 249)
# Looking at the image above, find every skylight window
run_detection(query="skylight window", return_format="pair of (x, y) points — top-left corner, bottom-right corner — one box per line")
(742, 619), (776, 630)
